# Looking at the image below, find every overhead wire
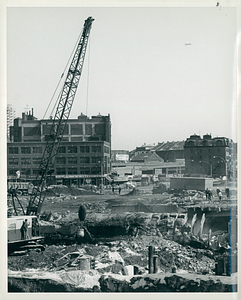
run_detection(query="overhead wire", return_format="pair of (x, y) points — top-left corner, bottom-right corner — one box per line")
(86, 35), (91, 116)
(42, 26), (84, 120)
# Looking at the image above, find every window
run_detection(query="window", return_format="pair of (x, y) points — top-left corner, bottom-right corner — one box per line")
(91, 167), (101, 174)
(32, 157), (42, 165)
(91, 145), (101, 153)
(71, 136), (83, 142)
(43, 124), (52, 135)
(21, 158), (31, 165)
(71, 124), (83, 135)
(56, 167), (66, 175)
(85, 124), (92, 135)
(104, 146), (110, 154)
(9, 147), (18, 154)
(24, 126), (41, 136)
(91, 156), (101, 164)
(79, 157), (90, 164)
(8, 169), (18, 175)
(32, 146), (43, 154)
(86, 146), (90, 153)
(79, 167), (90, 174)
(21, 147), (31, 154)
(58, 146), (66, 154)
(23, 169), (31, 176)
(67, 157), (78, 165)
(56, 157), (66, 164)
(68, 146), (77, 153)
(32, 169), (39, 175)
(68, 167), (78, 175)
(79, 145), (90, 153)
(9, 158), (19, 165)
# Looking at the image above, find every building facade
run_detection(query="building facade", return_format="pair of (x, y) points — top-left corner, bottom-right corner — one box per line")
(184, 134), (230, 178)
(8, 110), (111, 186)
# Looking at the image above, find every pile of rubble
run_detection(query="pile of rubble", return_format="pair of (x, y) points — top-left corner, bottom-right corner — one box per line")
(8, 235), (237, 292)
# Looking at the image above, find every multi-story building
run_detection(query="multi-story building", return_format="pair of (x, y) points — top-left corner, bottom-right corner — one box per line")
(184, 134), (230, 178)
(8, 110), (111, 186)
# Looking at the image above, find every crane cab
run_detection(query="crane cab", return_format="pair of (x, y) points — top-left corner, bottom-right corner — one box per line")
(8, 215), (40, 243)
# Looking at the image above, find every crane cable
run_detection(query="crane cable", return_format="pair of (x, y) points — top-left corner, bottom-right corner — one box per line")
(42, 26), (84, 120)
(86, 35), (91, 116)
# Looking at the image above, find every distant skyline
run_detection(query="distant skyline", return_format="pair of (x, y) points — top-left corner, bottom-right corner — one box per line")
(7, 6), (238, 150)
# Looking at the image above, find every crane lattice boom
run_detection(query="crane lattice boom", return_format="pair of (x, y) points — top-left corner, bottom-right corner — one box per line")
(26, 17), (94, 215)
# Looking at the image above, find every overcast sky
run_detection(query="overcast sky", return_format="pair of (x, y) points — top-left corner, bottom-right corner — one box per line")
(7, 6), (238, 150)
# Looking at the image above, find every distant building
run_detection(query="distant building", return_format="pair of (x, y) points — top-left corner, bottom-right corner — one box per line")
(7, 110), (111, 186)
(130, 151), (164, 163)
(129, 141), (184, 162)
(184, 134), (232, 178)
(152, 141), (185, 162)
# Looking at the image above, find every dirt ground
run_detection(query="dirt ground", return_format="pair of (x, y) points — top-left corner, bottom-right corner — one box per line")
(8, 184), (236, 279)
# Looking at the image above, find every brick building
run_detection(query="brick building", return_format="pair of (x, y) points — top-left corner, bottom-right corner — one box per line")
(184, 134), (231, 178)
(8, 110), (111, 186)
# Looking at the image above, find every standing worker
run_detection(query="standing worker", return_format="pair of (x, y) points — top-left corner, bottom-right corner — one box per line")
(205, 188), (209, 200)
(225, 187), (230, 198)
(218, 190), (222, 201)
(20, 219), (28, 240)
(208, 190), (212, 202)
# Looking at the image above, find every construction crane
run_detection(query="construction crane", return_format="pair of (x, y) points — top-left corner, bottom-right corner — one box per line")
(26, 16), (94, 215)
(8, 17), (94, 254)
(8, 17), (94, 217)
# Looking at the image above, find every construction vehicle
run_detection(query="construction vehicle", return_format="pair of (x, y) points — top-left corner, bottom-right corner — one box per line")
(8, 17), (94, 254)
(7, 181), (34, 196)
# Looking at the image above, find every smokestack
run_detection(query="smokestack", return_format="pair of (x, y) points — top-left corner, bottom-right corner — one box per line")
(32, 108), (33, 116)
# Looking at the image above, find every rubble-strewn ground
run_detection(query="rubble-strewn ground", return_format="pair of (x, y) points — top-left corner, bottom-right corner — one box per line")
(8, 183), (238, 292)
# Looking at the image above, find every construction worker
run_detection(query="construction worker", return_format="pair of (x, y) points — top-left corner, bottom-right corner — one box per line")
(205, 188), (209, 200)
(20, 219), (28, 240)
(208, 190), (212, 201)
(218, 190), (222, 201)
(225, 187), (230, 198)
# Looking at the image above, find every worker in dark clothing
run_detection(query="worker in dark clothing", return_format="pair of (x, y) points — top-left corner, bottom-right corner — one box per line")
(20, 219), (28, 240)
(208, 190), (212, 201)
(32, 217), (39, 236)
(205, 188), (209, 200)
(225, 187), (230, 198)
(216, 188), (220, 196)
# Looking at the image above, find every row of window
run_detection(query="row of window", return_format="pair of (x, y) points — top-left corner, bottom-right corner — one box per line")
(8, 167), (107, 176)
(8, 156), (110, 166)
(8, 145), (109, 155)
(189, 155), (213, 160)
(189, 148), (221, 154)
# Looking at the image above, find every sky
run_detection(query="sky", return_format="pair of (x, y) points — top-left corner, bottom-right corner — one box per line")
(6, 5), (239, 150)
